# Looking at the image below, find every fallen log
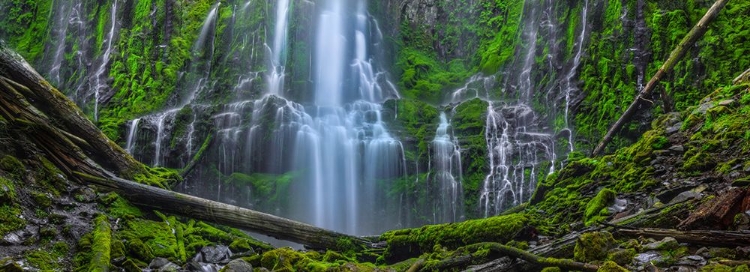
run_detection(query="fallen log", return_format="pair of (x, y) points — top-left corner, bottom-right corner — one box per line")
(426, 242), (599, 272)
(615, 228), (750, 247)
(77, 172), (374, 251)
(592, 0), (730, 156)
(0, 43), (146, 178)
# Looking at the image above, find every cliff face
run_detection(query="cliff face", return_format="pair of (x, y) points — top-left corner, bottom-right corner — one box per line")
(0, 0), (748, 231)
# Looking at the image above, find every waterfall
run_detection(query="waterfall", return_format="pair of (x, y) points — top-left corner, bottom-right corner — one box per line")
(559, 0), (589, 155)
(125, 118), (141, 154)
(266, 0), (291, 96)
(430, 113), (464, 223)
(91, 0), (119, 121)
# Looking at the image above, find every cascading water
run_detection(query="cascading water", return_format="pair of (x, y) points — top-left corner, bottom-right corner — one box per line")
(429, 112), (464, 223)
(558, 0), (589, 154)
(90, 0), (119, 121)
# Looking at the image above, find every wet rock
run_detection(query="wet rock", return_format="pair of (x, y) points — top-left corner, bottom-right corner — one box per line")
(608, 198), (628, 213)
(223, 259), (253, 272)
(1, 232), (22, 245)
(669, 145), (685, 153)
(675, 255), (706, 267)
(666, 123), (682, 135)
(72, 186), (97, 203)
(185, 261), (221, 272)
(643, 237), (678, 251)
(668, 191), (701, 205)
(193, 245), (232, 264)
(149, 257), (180, 272)
(674, 266), (698, 272)
(634, 251), (664, 268)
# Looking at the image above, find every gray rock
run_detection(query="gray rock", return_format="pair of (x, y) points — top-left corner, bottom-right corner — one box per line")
(193, 245), (232, 264)
(634, 251), (663, 267)
(676, 255), (706, 267)
(1, 232), (22, 245)
(222, 259), (253, 272)
(669, 145), (685, 153)
(643, 237), (678, 251)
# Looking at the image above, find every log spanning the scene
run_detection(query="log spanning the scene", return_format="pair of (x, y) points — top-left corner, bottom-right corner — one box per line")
(592, 0), (730, 156)
(0, 43), (373, 251)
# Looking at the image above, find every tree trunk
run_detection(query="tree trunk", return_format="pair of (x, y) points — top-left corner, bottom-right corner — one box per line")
(615, 228), (750, 247)
(592, 0), (730, 156)
(0, 44), (146, 178)
(78, 173), (375, 251)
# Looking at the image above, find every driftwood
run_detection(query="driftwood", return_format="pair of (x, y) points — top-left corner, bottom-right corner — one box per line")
(0, 44), (372, 251)
(592, 0), (730, 156)
(615, 228), (750, 247)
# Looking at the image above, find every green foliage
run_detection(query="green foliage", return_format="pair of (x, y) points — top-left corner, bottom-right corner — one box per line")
(396, 48), (471, 102)
(584, 188), (615, 226)
(576, 0), (750, 151)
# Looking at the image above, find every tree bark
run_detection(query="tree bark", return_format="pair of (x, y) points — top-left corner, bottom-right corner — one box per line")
(592, 0), (730, 156)
(0, 44), (146, 178)
(78, 173), (375, 251)
(615, 228), (750, 247)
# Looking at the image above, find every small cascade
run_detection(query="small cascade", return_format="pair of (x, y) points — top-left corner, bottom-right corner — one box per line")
(182, 3), (220, 106)
(450, 74), (497, 103)
(429, 112), (464, 223)
(125, 118), (141, 154)
(90, 0), (119, 121)
(47, 1), (73, 85)
(152, 109), (180, 166)
(558, 0), (589, 155)
(479, 102), (555, 216)
(266, 0), (291, 96)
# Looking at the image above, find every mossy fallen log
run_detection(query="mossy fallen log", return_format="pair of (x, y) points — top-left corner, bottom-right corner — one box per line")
(77, 172), (374, 251)
(615, 228), (750, 247)
(0, 43), (146, 179)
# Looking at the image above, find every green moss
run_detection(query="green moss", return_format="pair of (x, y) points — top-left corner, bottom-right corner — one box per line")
(381, 213), (527, 262)
(0, 156), (24, 178)
(598, 261), (629, 272)
(25, 249), (61, 271)
(584, 188), (616, 226)
(101, 192), (143, 219)
(606, 248), (636, 266)
(573, 231), (615, 263)
(0, 177), (16, 204)
(0, 205), (25, 237)
(132, 166), (182, 189)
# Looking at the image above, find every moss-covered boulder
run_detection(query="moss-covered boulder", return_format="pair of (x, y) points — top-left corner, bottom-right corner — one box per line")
(574, 231), (616, 263)
(381, 213), (527, 262)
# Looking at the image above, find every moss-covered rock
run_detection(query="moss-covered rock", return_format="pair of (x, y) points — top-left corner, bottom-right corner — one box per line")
(0, 176), (16, 204)
(597, 260), (629, 272)
(584, 188), (616, 226)
(574, 231), (616, 263)
(381, 213), (527, 262)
